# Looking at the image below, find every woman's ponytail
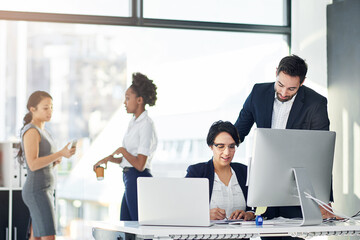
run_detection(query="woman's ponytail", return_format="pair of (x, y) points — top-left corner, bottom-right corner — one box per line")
(17, 112), (32, 164)
(23, 112), (32, 126)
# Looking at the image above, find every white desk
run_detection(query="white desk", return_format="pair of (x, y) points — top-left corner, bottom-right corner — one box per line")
(92, 220), (360, 239)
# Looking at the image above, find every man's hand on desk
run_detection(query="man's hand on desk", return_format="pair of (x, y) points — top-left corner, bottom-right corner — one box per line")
(320, 203), (343, 220)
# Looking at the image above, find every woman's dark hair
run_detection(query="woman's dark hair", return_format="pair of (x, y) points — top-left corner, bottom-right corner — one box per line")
(206, 120), (240, 147)
(130, 72), (157, 106)
(276, 54), (308, 84)
(17, 91), (52, 163)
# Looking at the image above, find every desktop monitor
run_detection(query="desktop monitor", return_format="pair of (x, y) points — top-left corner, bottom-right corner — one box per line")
(247, 128), (336, 226)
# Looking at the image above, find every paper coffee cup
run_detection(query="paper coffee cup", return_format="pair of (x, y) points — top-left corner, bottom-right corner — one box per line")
(96, 166), (104, 180)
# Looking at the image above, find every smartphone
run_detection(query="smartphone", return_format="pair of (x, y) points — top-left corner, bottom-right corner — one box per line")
(71, 140), (77, 149)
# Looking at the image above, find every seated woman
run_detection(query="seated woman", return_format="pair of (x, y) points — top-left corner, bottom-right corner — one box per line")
(186, 120), (254, 221)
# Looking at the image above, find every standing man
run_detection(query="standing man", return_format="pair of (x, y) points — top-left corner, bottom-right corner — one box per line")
(234, 55), (332, 240)
(235, 54), (329, 143)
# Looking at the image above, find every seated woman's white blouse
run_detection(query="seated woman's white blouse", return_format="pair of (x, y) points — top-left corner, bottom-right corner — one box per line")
(209, 168), (246, 219)
(119, 110), (158, 169)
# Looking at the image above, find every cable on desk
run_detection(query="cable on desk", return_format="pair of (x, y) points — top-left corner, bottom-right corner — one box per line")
(304, 192), (360, 223)
(352, 210), (360, 217)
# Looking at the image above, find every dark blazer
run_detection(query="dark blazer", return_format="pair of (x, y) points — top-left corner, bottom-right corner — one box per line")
(185, 159), (251, 211)
(235, 82), (330, 142)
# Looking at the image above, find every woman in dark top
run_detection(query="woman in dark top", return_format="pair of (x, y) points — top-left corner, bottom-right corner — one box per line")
(18, 91), (75, 240)
(186, 120), (254, 221)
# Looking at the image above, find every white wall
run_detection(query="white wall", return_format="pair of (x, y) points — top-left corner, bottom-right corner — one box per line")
(291, 0), (332, 97)
(292, 2), (360, 234)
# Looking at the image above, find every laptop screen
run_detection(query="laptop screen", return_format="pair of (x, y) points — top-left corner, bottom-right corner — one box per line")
(137, 177), (210, 227)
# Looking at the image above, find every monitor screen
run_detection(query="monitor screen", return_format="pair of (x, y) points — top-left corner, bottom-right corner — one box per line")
(246, 128), (335, 225)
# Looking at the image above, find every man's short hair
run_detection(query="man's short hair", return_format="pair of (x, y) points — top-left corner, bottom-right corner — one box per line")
(276, 54), (308, 84)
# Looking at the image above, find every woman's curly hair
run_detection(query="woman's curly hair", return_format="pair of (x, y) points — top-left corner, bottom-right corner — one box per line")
(130, 72), (157, 106)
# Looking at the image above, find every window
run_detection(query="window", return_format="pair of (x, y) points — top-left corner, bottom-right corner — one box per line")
(0, 1), (289, 238)
(144, 0), (287, 26)
(0, 0), (130, 17)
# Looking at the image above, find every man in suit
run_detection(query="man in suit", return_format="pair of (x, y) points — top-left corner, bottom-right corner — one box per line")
(234, 55), (332, 240)
(235, 54), (329, 143)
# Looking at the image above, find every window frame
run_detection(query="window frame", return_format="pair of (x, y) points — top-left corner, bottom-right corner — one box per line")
(0, 0), (291, 38)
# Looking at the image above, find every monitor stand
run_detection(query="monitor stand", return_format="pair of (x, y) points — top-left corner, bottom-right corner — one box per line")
(292, 168), (322, 226)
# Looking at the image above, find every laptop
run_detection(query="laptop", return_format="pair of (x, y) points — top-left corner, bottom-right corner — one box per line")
(137, 177), (211, 227)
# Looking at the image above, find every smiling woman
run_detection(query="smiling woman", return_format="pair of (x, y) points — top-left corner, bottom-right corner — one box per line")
(185, 120), (255, 221)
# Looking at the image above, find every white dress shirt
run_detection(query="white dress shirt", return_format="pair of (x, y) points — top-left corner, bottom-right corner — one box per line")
(271, 90), (297, 129)
(119, 110), (158, 169)
(209, 168), (246, 219)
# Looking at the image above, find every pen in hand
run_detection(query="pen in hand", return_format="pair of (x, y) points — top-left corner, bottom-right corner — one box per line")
(217, 206), (228, 220)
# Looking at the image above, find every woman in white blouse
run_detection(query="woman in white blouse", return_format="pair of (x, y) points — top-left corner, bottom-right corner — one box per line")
(93, 72), (157, 221)
(186, 120), (254, 220)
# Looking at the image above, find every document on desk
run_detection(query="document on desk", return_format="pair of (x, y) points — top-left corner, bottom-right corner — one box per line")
(211, 219), (254, 225)
(213, 217), (303, 226)
(260, 217), (303, 226)
(212, 219), (242, 224)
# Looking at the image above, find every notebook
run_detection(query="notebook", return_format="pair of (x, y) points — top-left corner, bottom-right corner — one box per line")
(137, 177), (211, 227)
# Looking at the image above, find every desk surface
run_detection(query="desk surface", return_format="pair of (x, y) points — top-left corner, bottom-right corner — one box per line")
(92, 220), (360, 239)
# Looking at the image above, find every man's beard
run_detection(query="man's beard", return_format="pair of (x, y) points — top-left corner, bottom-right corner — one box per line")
(276, 92), (294, 102)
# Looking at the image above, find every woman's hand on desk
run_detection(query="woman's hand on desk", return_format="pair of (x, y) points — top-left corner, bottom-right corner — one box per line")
(210, 207), (227, 220)
(229, 210), (255, 221)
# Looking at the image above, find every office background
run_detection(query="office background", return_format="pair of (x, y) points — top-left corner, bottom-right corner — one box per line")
(0, 0), (359, 239)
